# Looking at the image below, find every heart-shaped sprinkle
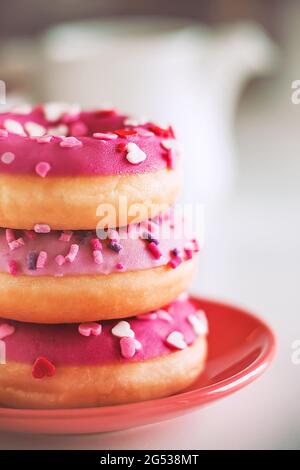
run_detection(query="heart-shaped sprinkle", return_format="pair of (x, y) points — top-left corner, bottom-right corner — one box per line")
(161, 139), (176, 150)
(188, 310), (209, 336)
(120, 337), (136, 359)
(134, 339), (142, 350)
(0, 323), (15, 340)
(0, 340), (6, 364)
(93, 132), (118, 140)
(157, 309), (173, 322)
(1, 152), (15, 164)
(78, 322), (102, 337)
(55, 254), (65, 266)
(34, 224), (51, 233)
(48, 124), (68, 136)
(112, 321), (135, 338)
(60, 136), (82, 148)
(4, 119), (25, 135)
(166, 331), (187, 350)
(126, 142), (146, 164)
(44, 102), (68, 122)
(24, 121), (46, 137)
(35, 161), (51, 177)
(32, 356), (56, 379)
(36, 134), (53, 143)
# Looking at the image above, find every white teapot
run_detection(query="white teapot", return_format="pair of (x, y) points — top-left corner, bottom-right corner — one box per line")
(2, 17), (277, 202)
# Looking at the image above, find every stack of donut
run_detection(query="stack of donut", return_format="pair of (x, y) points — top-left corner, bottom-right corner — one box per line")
(0, 104), (208, 409)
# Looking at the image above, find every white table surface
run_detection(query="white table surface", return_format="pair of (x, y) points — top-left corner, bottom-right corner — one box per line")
(1, 71), (300, 450)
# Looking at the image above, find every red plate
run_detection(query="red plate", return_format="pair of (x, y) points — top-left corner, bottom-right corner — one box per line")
(0, 297), (276, 434)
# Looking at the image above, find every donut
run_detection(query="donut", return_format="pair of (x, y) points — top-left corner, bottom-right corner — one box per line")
(0, 296), (208, 409)
(0, 211), (199, 323)
(0, 105), (181, 230)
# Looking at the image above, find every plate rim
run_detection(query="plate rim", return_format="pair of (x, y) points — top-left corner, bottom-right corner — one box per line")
(0, 296), (276, 420)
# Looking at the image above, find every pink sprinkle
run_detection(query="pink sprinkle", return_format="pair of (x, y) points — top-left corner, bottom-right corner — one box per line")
(0, 323), (15, 340)
(36, 251), (48, 269)
(1, 152), (15, 164)
(169, 256), (182, 269)
(36, 134), (53, 143)
(78, 322), (102, 337)
(108, 229), (119, 242)
(93, 250), (103, 265)
(115, 262), (125, 272)
(34, 224), (51, 233)
(184, 247), (193, 260)
(35, 161), (51, 177)
(24, 230), (36, 240)
(0, 129), (8, 137)
(137, 312), (158, 320)
(70, 121), (88, 136)
(59, 231), (73, 242)
(147, 242), (162, 260)
(192, 238), (200, 252)
(120, 337), (136, 359)
(136, 128), (154, 137)
(5, 228), (15, 243)
(55, 254), (65, 266)
(9, 237), (25, 251)
(93, 132), (118, 140)
(59, 136), (82, 148)
(65, 244), (79, 263)
(90, 238), (103, 251)
(8, 260), (18, 275)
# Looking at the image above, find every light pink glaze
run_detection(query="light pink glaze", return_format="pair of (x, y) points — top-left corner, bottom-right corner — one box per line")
(0, 213), (198, 276)
(2, 297), (206, 365)
(0, 107), (176, 176)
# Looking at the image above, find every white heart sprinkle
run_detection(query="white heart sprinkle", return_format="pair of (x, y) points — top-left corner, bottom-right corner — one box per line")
(0, 340), (6, 365)
(4, 119), (25, 136)
(188, 310), (209, 336)
(1, 152), (15, 164)
(166, 331), (187, 350)
(126, 142), (146, 164)
(48, 124), (68, 136)
(134, 339), (142, 350)
(111, 321), (135, 338)
(25, 121), (46, 137)
(161, 139), (176, 150)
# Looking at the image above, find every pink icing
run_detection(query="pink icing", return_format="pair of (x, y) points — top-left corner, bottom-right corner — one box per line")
(0, 107), (177, 177)
(2, 297), (207, 365)
(0, 213), (198, 276)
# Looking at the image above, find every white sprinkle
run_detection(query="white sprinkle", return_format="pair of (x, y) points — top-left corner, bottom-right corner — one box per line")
(166, 331), (187, 350)
(3, 119), (25, 136)
(161, 139), (177, 150)
(24, 121), (46, 137)
(1, 152), (15, 164)
(47, 124), (68, 136)
(111, 321), (135, 338)
(188, 310), (209, 336)
(126, 142), (146, 164)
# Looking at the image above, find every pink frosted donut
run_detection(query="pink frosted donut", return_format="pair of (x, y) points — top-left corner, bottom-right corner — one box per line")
(0, 212), (199, 323)
(0, 105), (180, 229)
(0, 296), (208, 408)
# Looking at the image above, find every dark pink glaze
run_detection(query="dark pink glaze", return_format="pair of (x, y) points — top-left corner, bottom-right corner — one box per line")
(2, 297), (206, 365)
(0, 107), (176, 176)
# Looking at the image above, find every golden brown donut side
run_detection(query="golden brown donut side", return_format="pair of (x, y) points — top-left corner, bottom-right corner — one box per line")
(0, 167), (181, 230)
(0, 337), (207, 409)
(0, 258), (196, 323)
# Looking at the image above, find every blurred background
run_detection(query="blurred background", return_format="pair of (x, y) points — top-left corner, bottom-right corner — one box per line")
(0, 0), (300, 450)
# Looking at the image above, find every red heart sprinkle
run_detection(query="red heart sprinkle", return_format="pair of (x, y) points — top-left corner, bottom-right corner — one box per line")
(114, 128), (137, 137)
(32, 356), (56, 379)
(116, 143), (127, 152)
(148, 124), (175, 138)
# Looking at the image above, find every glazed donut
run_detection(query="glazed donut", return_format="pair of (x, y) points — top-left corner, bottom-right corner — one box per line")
(0, 212), (199, 323)
(0, 296), (208, 409)
(0, 105), (181, 230)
